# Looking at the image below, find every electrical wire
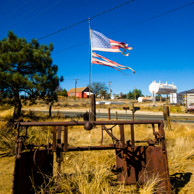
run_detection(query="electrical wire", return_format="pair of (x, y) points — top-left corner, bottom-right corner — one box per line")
(1, 0), (49, 33)
(90, 0), (134, 19)
(37, 0), (134, 40)
(38, 19), (88, 40)
(52, 41), (87, 54)
(52, 1), (194, 55)
(124, 1), (194, 28)
(0, 0), (31, 25)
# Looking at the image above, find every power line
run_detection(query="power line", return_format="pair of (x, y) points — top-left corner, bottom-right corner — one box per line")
(1, 0), (48, 33)
(52, 1), (194, 55)
(37, 0), (134, 40)
(91, 0), (134, 19)
(118, 1), (194, 31)
(52, 41), (87, 54)
(38, 19), (88, 40)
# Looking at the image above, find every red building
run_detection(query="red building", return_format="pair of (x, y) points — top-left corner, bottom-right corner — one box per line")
(67, 87), (92, 98)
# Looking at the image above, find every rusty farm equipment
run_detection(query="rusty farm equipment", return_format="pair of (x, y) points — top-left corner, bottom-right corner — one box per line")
(13, 120), (171, 193)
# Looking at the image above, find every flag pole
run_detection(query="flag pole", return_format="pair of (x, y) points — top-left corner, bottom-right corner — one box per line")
(88, 18), (91, 97)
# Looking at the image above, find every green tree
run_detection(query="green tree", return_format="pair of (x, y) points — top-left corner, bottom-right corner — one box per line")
(99, 89), (109, 99)
(128, 89), (144, 99)
(127, 91), (134, 99)
(89, 82), (108, 97)
(121, 94), (127, 99)
(0, 31), (62, 118)
(133, 89), (144, 100)
(56, 87), (67, 97)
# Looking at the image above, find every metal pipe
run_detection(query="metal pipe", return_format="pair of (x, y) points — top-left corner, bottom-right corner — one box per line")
(131, 124), (135, 149)
(119, 125), (125, 147)
(52, 126), (56, 152)
(63, 126), (68, 151)
(19, 120), (163, 127)
(67, 145), (117, 151)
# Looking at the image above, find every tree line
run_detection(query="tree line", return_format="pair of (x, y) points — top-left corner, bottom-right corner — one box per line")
(89, 82), (144, 99)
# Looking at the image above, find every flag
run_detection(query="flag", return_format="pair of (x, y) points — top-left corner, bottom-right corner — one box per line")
(92, 52), (135, 73)
(90, 29), (132, 56)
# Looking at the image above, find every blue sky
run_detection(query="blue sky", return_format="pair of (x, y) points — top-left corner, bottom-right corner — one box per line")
(0, 0), (194, 96)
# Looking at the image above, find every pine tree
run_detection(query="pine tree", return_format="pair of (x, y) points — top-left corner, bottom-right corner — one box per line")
(0, 31), (62, 118)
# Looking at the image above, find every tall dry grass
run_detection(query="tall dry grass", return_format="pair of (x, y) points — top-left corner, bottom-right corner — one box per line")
(57, 123), (193, 194)
(0, 116), (194, 193)
(0, 122), (16, 156)
(166, 123), (194, 193)
(0, 107), (14, 119)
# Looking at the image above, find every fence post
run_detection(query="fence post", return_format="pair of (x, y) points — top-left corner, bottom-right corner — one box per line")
(108, 108), (111, 120)
(132, 103), (135, 121)
(163, 105), (171, 130)
(115, 111), (118, 120)
(90, 94), (96, 121)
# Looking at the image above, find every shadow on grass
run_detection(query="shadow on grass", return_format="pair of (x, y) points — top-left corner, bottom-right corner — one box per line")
(170, 172), (192, 194)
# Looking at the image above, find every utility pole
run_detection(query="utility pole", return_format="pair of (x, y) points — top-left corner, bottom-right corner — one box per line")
(108, 81), (112, 99)
(74, 79), (78, 100)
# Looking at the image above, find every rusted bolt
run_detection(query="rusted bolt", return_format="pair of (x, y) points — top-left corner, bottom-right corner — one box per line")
(84, 122), (93, 131)
(148, 139), (155, 146)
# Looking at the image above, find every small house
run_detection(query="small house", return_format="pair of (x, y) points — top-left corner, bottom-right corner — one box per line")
(67, 87), (92, 98)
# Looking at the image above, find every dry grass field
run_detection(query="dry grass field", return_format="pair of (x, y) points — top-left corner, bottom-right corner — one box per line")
(0, 102), (194, 193)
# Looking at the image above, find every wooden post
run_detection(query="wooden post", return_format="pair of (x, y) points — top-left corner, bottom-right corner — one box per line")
(163, 105), (171, 130)
(132, 103), (135, 121)
(108, 108), (111, 120)
(115, 111), (118, 120)
(90, 94), (96, 121)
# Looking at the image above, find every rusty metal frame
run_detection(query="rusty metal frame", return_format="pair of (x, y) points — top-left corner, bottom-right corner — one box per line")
(14, 120), (171, 193)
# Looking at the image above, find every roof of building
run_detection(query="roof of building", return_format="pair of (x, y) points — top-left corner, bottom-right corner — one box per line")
(68, 87), (88, 93)
(178, 89), (194, 95)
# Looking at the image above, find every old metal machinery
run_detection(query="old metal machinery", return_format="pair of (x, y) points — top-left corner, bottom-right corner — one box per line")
(13, 120), (171, 193)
